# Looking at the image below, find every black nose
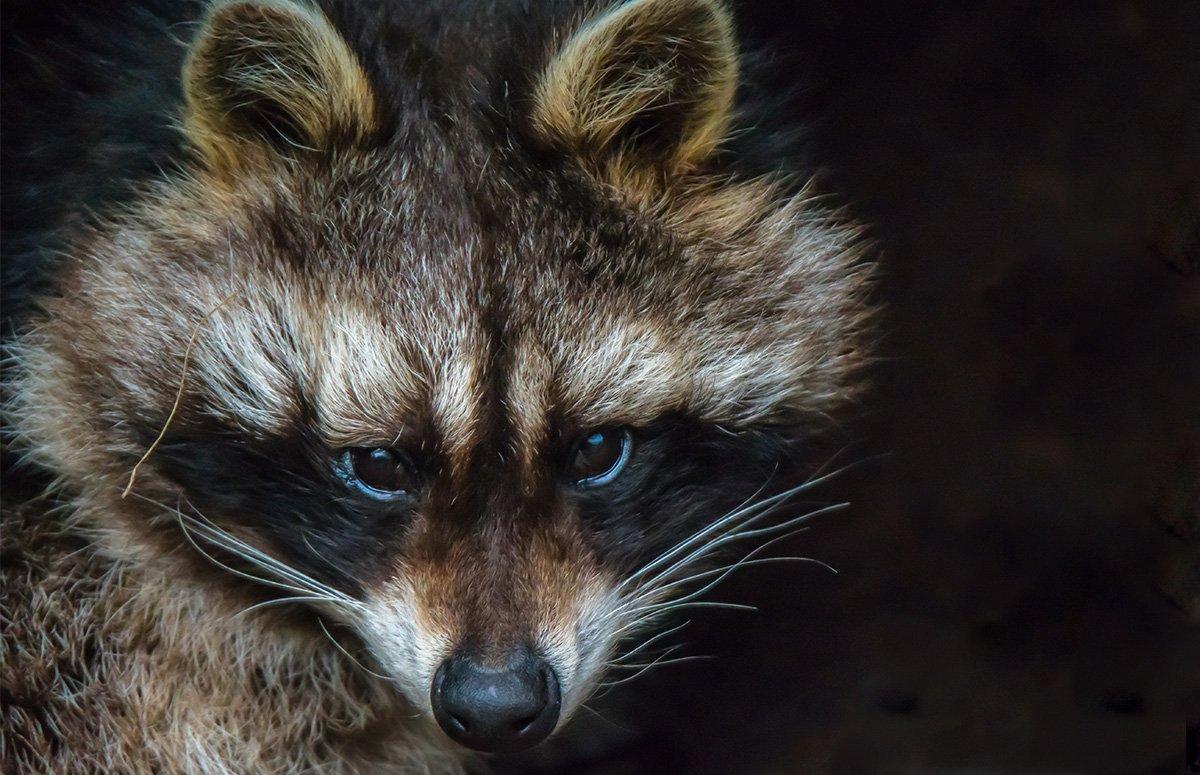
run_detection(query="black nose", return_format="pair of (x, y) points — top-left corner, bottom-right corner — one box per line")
(430, 647), (561, 752)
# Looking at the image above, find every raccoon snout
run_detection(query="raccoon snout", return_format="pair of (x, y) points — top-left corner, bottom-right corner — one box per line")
(430, 645), (561, 752)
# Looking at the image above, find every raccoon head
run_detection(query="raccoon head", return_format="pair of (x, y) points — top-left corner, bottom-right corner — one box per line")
(8, 0), (870, 754)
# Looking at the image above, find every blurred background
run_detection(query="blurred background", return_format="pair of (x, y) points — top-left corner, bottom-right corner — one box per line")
(4, 1), (1199, 772)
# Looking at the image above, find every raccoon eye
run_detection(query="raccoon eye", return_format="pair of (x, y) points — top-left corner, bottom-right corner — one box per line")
(341, 448), (414, 499)
(569, 428), (632, 487)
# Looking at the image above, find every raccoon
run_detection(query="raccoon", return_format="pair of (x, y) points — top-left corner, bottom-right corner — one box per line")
(1, 0), (871, 771)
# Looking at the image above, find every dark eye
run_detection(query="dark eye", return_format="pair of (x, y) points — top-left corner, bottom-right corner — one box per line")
(569, 428), (632, 487)
(341, 447), (414, 499)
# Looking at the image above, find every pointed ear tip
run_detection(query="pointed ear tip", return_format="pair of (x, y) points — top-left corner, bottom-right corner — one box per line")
(696, 0), (738, 58)
(183, 0), (376, 166)
(692, 0), (736, 27)
(530, 0), (741, 173)
(200, 0), (269, 24)
(196, 0), (327, 42)
(616, 0), (740, 71)
(635, 0), (737, 31)
(204, 0), (304, 16)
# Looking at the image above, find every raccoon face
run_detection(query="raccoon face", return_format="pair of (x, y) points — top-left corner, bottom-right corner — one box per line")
(9, 0), (869, 754)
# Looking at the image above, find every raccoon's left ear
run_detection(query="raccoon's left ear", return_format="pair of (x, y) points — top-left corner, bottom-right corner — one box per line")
(183, 0), (377, 169)
(530, 0), (737, 182)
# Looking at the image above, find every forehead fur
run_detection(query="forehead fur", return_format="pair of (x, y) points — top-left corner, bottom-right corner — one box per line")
(21, 162), (866, 491)
(29, 169), (865, 469)
(11, 0), (871, 487)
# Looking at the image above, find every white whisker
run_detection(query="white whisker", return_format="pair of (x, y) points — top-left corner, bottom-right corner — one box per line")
(591, 455), (870, 709)
(235, 595), (357, 619)
(614, 457), (864, 600)
(123, 488), (365, 620)
(317, 618), (397, 685)
(622, 502), (847, 618)
(595, 648), (714, 694)
(623, 529), (831, 616)
(608, 620), (690, 666)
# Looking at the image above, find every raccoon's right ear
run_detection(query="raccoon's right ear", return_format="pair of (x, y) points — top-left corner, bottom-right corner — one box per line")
(183, 0), (376, 169)
(530, 0), (737, 186)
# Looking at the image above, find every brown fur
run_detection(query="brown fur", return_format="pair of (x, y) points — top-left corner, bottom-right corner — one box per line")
(3, 0), (873, 771)
(1, 500), (463, 773)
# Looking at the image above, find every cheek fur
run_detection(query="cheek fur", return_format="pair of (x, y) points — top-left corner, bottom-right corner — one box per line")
(358, 578), (454, 715)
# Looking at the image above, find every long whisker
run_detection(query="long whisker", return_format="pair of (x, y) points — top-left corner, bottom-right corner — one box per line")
(595, 648), (714, 694)
(183, 510), (347, 595)
(578, 703), (632, 733)
(623, 501), (847, 617)
(235, 595), (358, 619)
(597, 644), (685, 689)
(606, 653), (716, 672)
(616, 456), (866, 599)
(611, 472), (782, 596)
(628, 600), (758, 616)
(178, 503), (362, 610)
(721, 501), (850, 545)
(317, 618), (396, 684)
(592, 456), (874, 707)
(182, 512), (355, 605)
(654, 555), (837, 593)
(124, 489), (364, 619)
(614, 467), (780, 593)
(622, 528), (835, 618)
(608, 620), (690, 666)
(653, 502), (846, 591)
(171, 503), (317, 599)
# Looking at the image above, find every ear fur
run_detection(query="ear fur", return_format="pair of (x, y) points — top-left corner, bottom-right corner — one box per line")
(183, 0), (377, 169)
(531, 0), (737, 181)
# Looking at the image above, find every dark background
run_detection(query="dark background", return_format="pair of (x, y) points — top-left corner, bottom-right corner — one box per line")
(4, 1), (1199, 772)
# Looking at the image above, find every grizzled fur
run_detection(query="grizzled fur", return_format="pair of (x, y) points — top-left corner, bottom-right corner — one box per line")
(2, 0), (872, 771)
